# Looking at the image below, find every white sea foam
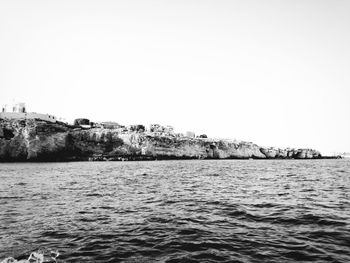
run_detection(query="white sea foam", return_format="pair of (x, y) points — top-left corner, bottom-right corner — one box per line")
(1, 250), (59, 263)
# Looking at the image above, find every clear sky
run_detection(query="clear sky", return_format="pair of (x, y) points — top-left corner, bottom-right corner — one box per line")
(0, 0), (349, 155)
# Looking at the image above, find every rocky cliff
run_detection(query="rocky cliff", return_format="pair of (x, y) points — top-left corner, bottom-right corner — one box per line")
(0, 119), (322, 161)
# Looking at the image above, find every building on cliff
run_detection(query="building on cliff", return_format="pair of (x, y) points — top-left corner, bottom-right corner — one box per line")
(100, 122), (123, 129)
(0, 103), (57, 123)
(149, 124), (175, 135)
(186, 131), (196, 138)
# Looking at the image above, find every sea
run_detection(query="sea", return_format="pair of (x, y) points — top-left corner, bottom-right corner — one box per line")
(0, 159), (349, 263)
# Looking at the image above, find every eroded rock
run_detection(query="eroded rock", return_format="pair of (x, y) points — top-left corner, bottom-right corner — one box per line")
(0, 119), (323, 161)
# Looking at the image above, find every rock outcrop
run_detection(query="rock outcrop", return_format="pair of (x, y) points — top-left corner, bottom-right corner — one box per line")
(0, 119), (322, 162)
(260, 147), (321, 159)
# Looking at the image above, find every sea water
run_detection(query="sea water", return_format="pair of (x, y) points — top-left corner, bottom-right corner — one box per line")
(0, 160), (349, 262)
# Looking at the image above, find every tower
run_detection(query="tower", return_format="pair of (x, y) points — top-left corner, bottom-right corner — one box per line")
(13, 103), (26, 113)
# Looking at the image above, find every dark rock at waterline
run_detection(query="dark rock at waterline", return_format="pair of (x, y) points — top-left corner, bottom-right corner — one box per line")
(0, 119), (323, 162)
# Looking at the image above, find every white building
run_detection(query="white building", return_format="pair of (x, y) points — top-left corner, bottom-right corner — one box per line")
(186, 131), (196, 138)
(0, 103), (57, 123)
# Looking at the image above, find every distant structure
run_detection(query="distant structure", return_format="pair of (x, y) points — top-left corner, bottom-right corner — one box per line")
(128, 124), (145, 133)
(74, 118), (90, 128)
(100, 122), (123, 129)
(149, 124), (175, 135)
(334, 152), (350, 158)
(186, 131), (195, 138)
(0, 103), (57, 123)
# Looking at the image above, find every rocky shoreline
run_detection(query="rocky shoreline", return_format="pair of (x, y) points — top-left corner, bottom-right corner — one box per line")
(0, 119), (334, 162)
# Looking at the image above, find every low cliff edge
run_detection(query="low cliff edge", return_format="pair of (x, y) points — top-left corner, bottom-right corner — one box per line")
(0, 119), (323, 161)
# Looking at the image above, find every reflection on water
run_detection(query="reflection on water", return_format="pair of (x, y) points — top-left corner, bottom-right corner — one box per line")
(0, 160), (349, 262)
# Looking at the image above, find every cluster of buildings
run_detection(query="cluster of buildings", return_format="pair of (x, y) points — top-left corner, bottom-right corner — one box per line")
(73, 118), (202, 138)
(0, 103), (57, 123)
(1, 102), (206, 139)
(149, 124), (174, 134)
(75, 119), (178, 136)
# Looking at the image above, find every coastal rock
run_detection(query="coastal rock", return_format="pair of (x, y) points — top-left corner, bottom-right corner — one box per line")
(293, 149), (321, 159)
(0, 119), (323, 161)
(260, 148), (289, 159)
(276, 149), (288, 158)
(260, 148), (278, 158)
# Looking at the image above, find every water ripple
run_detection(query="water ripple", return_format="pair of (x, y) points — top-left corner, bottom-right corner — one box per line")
(0, 159), (349, 262)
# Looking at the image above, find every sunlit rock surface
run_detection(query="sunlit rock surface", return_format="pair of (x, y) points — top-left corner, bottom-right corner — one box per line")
(0, 119), (322, 161)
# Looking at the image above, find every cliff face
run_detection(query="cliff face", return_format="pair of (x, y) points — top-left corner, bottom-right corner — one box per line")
(0, 119), (71, 161)
(0, 119), (322, 161)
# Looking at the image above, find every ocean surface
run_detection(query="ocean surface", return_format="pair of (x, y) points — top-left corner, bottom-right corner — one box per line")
(0, 160), (349, 263)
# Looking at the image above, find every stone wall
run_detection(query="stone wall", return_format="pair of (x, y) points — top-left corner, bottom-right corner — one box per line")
(0, 112), (57, 123)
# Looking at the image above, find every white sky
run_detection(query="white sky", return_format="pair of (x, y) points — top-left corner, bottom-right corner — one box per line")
(0, 0), (349, 155)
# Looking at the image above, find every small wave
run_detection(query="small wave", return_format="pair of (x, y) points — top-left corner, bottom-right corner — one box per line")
(0, 196), (25, 200)
(86, 193), (103, 197)
(204, 173), (220, 177)
(252, 203), (278, 208)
